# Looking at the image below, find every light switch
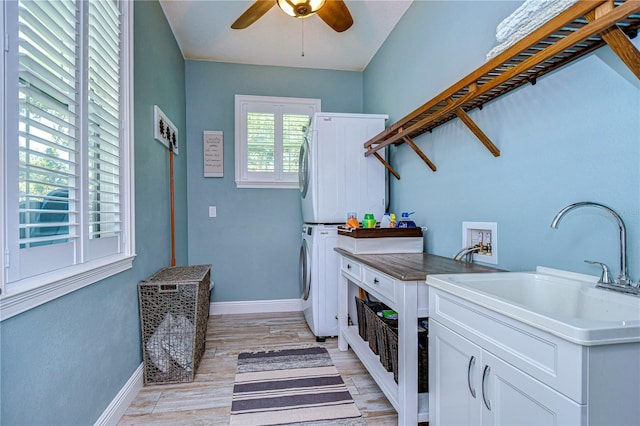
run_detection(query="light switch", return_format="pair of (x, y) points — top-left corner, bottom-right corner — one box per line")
(209, 206), (217, 218)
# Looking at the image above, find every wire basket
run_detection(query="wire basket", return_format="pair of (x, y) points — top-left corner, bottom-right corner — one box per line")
(138, 265), (211, 385)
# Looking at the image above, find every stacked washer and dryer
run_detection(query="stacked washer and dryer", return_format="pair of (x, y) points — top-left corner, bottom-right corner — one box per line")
(298, 112), (387, 341)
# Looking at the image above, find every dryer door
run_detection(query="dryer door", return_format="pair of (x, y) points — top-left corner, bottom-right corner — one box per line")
(299, 238), (311, 300)
(298, 137), (310, 198)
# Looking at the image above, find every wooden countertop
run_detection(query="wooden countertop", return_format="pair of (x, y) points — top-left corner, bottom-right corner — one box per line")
(335, 248), (501, 281)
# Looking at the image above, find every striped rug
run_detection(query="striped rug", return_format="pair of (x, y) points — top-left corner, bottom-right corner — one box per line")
(230, 347), (365, 426)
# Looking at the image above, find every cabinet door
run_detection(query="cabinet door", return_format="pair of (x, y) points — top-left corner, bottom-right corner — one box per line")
(481, 351), (585, 426)
(430, 320), (482, 426)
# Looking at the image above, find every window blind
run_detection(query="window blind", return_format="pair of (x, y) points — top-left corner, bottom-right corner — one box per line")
(247, 112), (275, 173)
(87, 0), (121, 241)
(235, 95), (320, 189)
(2, 0), (134, 315)
(17, 0), (79, 248)
(282, 114), (308, 173)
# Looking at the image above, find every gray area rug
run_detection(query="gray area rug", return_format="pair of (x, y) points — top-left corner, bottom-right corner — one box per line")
(230, 347), (365, 426)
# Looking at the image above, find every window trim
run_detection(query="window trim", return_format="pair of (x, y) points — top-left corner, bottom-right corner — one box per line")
(234, 95), (321, 189)
(0, 0), (135, 321)
(0, 0), (5, 312)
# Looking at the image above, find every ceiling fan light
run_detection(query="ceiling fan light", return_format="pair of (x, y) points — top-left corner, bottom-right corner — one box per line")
(277, 0), (326, 18)
(308, 0), (326, 12)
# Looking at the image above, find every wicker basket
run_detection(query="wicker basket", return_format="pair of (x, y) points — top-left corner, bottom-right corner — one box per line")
(418, 329), (429, 393)
(354, 297), (368, 341)
(388, 318), (429, 393)
(138, 265), (211, 385)
(353, 296), (388, 354)
(363, 301), (387, 355)
(375, 317), (398, 372)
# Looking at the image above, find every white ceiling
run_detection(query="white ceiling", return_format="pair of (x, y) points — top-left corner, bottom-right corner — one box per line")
(159, 0), (414, 71)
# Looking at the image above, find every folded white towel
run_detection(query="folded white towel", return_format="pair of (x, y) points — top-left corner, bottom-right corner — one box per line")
(487, 0), (579, 60)
(496, 0), (578, 43)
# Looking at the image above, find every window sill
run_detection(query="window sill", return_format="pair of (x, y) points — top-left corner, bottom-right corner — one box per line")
(235, 180), (299, 189)
(0, 254), (136, 321)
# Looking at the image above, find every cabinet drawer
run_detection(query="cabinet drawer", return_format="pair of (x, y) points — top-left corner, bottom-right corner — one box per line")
(341, 257), (362, 280)
(363, 267), (396, 304)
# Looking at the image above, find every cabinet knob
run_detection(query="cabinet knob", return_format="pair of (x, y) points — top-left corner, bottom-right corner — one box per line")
(347, 264), (351, 270)
(373, 278), (379, 284)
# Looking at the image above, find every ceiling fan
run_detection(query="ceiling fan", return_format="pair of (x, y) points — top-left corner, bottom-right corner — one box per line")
(231, 0), (354, 33)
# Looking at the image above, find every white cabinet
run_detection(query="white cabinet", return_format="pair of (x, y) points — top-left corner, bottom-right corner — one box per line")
(483, 351), (583, 426)
(337, 254), (429, 425)
(429, 287), (639, 426)
(336, 251), (503, 425)
(430, 321), (583, 425)
(430, 320), (481, 425)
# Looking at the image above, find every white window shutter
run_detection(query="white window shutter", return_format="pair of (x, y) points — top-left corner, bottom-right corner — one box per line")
(235, 95), (320, 189)
(13, 0), (80, 278)
(86, 0), (122, 260)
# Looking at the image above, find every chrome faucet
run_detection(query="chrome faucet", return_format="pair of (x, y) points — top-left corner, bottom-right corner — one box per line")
(551, 201), (639, 295)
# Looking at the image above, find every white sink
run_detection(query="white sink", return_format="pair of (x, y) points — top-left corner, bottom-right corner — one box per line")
(426, 267), (640, 345)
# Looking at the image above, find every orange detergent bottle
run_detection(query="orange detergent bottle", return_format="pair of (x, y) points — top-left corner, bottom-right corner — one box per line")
(346, 212), (360, 228)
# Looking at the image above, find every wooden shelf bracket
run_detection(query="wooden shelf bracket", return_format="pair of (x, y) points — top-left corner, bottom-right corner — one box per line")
(447, 99), (501, 157)
(403, 136), (437, 172)
(372, 151), (401, 180)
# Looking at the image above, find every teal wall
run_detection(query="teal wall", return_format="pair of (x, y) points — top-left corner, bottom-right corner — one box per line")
(2, 1), (639, 423)
(185, 61), (363, 302)
(363, 1), (640, 278)
(0, 2), (187, 424)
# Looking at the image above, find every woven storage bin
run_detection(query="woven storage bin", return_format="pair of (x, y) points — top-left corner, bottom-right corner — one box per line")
(375, 316), (398, 372)
(354, 297), (368, 341)
(138, 265), (211, 385)
(363, 301), (387, 355)
(417, 321), (429, 393)
(388, 318), (429, 393)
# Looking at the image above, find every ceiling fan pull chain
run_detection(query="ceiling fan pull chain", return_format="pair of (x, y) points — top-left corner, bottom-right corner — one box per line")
(301, 19), (305, 57)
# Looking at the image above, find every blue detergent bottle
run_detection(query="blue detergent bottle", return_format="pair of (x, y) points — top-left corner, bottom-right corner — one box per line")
(397, 212), (416, 228)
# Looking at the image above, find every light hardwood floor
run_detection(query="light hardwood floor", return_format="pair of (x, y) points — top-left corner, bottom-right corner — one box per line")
(118, 311), (398, 425)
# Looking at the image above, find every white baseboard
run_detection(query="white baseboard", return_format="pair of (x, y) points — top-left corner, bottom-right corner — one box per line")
(210, 298), (303, 315)
(95, 363), (143, 426)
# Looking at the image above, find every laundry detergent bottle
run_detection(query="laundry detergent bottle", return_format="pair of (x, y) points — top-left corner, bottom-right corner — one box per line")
(380, 213), (391, 228)
(397, 212), (416, 228)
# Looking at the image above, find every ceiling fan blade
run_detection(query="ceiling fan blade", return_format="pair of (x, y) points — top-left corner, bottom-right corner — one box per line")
(317, 0), (353, 32)
(231, 0), (276, 30)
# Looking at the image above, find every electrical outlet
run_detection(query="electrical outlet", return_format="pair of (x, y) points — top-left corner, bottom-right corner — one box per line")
(153, 105), (179, 155)
(462, 221), (498, 264)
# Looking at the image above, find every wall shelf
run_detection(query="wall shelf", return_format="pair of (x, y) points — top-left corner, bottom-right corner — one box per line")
(365, 0), (640, 179)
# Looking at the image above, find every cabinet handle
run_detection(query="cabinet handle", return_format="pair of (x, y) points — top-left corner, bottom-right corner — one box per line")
(482, 365), (491, 411)
(467, 356), (477, 398)
(373, 278), (379, 284)
(347, 264), (352, 270)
